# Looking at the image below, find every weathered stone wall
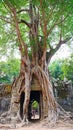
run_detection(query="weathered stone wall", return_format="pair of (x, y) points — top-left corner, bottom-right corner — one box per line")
(53, 79), (73, 112)
(0, 84), (11, 115)
(0, 96), (11, 114)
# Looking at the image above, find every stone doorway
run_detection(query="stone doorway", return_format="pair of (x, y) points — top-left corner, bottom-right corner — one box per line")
(28, 91), (42, 121)
(20, 91), (25, 119)
(19, 91), (42, 121)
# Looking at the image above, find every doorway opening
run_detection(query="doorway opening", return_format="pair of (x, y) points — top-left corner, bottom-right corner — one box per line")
(19, 91), (42, 121)
(20, 91), (25, 119)
(31, 100), (39, 119)
(28, 91), (41, 121)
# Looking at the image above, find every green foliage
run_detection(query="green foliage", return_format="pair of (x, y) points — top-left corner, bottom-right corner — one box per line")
(31, 100), (39, 109)
(49, 59), (63, 79)
(49, 54), (73, 84)
(61, 54), (73, 83)
(0, 0), (73, 65)
(3, 0), (28, 8)
(0, 58), (20, 83)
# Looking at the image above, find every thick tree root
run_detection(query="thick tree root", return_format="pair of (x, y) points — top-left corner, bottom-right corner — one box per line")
(43, 103), (73, 128)
(0, 110), (30, 128)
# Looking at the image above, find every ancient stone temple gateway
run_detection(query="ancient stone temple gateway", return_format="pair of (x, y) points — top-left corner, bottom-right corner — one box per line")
(31, 78), (48, 120)
(19, 77), (48, 120)
(0, 77), (48, 121)
(0, 78), (73, 121)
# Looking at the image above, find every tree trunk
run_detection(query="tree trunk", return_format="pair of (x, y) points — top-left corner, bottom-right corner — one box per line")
(9, 53), (59, 125)
(7, 2), (58, 124)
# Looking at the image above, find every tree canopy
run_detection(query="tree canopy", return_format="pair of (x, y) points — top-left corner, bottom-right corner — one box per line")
(0, 0), (73, 63)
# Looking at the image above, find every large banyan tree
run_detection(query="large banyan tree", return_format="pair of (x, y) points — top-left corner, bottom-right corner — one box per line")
(0, 0), (73, 125)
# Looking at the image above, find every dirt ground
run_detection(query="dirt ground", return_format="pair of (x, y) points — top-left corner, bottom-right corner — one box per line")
(0, 120), (73, 130)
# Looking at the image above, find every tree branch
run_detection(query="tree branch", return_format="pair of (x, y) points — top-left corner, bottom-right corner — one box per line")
(47, 14), (69, 37)
(17, 9), (29, 13)
(18, 19), (31, 28)
(53, 37), (71, 54)
(61, 37), (72, 44)
(47, 37), (71, 64)
(40, 0), (47, 49)
(47, 18), (59, 36)
(5, 1), (28, 56)
(56, 14), (69, 25)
